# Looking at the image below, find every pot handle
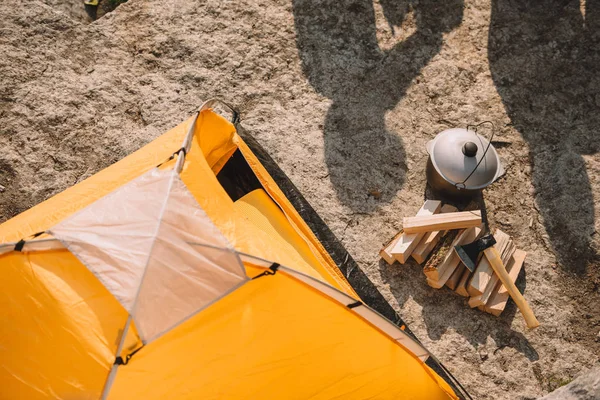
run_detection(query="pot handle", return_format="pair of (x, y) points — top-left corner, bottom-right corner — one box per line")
(455, 121), (495, 188)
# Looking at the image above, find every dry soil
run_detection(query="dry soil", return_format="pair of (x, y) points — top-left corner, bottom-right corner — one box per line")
(1, 0), (600, 398)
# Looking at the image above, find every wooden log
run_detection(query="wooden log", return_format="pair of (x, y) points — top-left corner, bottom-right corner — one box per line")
(403, 210), (482, 234)
(379, 230), (404, 265)
(411, 230), (440, 265)
(467, 229), (511, 297)
(501, 240), (517, 263)
(446, 263), (466, 290)
(484, 250), (527, 316)
(455, 268), (472, 297)
(485, 247), (539, 328)
(468, 295), (482, 308)
(423, 230), (462, 282)
(469, 236), (516, 307)
(390, 200), (442, 264)
(411, 205), (458, 264)
(426, 226), (482, 288)
(428, 256), (465, 289)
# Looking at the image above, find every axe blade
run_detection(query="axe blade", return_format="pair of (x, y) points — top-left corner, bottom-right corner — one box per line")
(454, 234), (497, 272)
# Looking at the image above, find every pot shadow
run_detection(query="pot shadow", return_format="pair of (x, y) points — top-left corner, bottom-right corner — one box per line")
(292, 0), (464, 212)
(488, 0), (600, 273)
(379, 257), (539, 361)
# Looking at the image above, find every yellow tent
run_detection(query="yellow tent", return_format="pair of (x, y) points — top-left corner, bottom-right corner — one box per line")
(0, 100), (465, 399)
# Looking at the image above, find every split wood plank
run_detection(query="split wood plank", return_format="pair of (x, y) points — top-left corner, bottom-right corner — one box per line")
(403, 210), (482, 234)
(390, 200), (442, 264)
(423, 230), (464, 282)
(446, 263), (466, 290)
(426, 225), (483, 288)
(455, 268), (472, 297)
(467, 229), (511, 297)
(484, 250), (527, 316)
(411, 204), (458, 264)
(469, 235), (515, 308)
(380, 230), (404, 265)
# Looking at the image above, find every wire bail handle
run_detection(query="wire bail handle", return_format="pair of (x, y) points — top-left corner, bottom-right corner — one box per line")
(454, 121), (495, 190)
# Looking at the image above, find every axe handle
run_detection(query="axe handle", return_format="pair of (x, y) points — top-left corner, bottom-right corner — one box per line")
(484, 247), (540, 329)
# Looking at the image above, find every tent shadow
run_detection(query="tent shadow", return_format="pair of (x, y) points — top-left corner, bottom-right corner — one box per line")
(379, 258), (539, 361)
(292, 0), (464, 212)
(488, 0), (600, 273)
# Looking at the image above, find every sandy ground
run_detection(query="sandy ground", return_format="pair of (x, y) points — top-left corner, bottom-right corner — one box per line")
(1, 0), (600, 398)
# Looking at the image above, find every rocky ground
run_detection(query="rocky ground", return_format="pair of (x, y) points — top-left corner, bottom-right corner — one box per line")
(541, 366), (600, 400)
(1, 0), (599, 398)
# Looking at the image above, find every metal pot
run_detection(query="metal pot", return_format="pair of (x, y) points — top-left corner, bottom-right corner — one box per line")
(426, 128), (504, 198)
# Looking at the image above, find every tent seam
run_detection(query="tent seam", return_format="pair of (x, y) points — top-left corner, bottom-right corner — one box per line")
(128, 169), (178, 341)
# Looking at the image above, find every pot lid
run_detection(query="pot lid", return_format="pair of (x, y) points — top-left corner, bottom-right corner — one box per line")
(427, 128), (502, 190)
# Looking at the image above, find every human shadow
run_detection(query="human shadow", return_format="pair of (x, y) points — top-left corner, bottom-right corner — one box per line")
(488, 0), (600, 273)
(292, 0), (464, 211)
(379, 257), (539, 361)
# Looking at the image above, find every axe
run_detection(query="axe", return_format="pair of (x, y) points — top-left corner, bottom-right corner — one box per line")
(455, 234), (540, 329)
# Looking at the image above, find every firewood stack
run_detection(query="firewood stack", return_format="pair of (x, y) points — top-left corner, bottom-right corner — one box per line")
(380, 200), (527, 317)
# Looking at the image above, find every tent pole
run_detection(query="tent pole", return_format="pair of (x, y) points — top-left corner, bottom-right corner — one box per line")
(100, 315), (132, 400)
(174, 110), (199, 174)
(173, 98), (236, 174)
(0, 238), (64, 255)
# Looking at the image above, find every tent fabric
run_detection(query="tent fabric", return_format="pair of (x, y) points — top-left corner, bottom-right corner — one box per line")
(109, 263), (454, 400)
(50, 168), (247, 343)
(236, 254), (430, 361)
(0, 111), (354, 294)
(0, 106), (459, 400)
(235, 137), (358, 297)
(232, 188), (333, 282)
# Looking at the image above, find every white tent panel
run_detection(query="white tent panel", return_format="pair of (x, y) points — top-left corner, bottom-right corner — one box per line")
(50, 169), (170, 312)
(50, 168), (247, 343)
(130, 170), (247, 341)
